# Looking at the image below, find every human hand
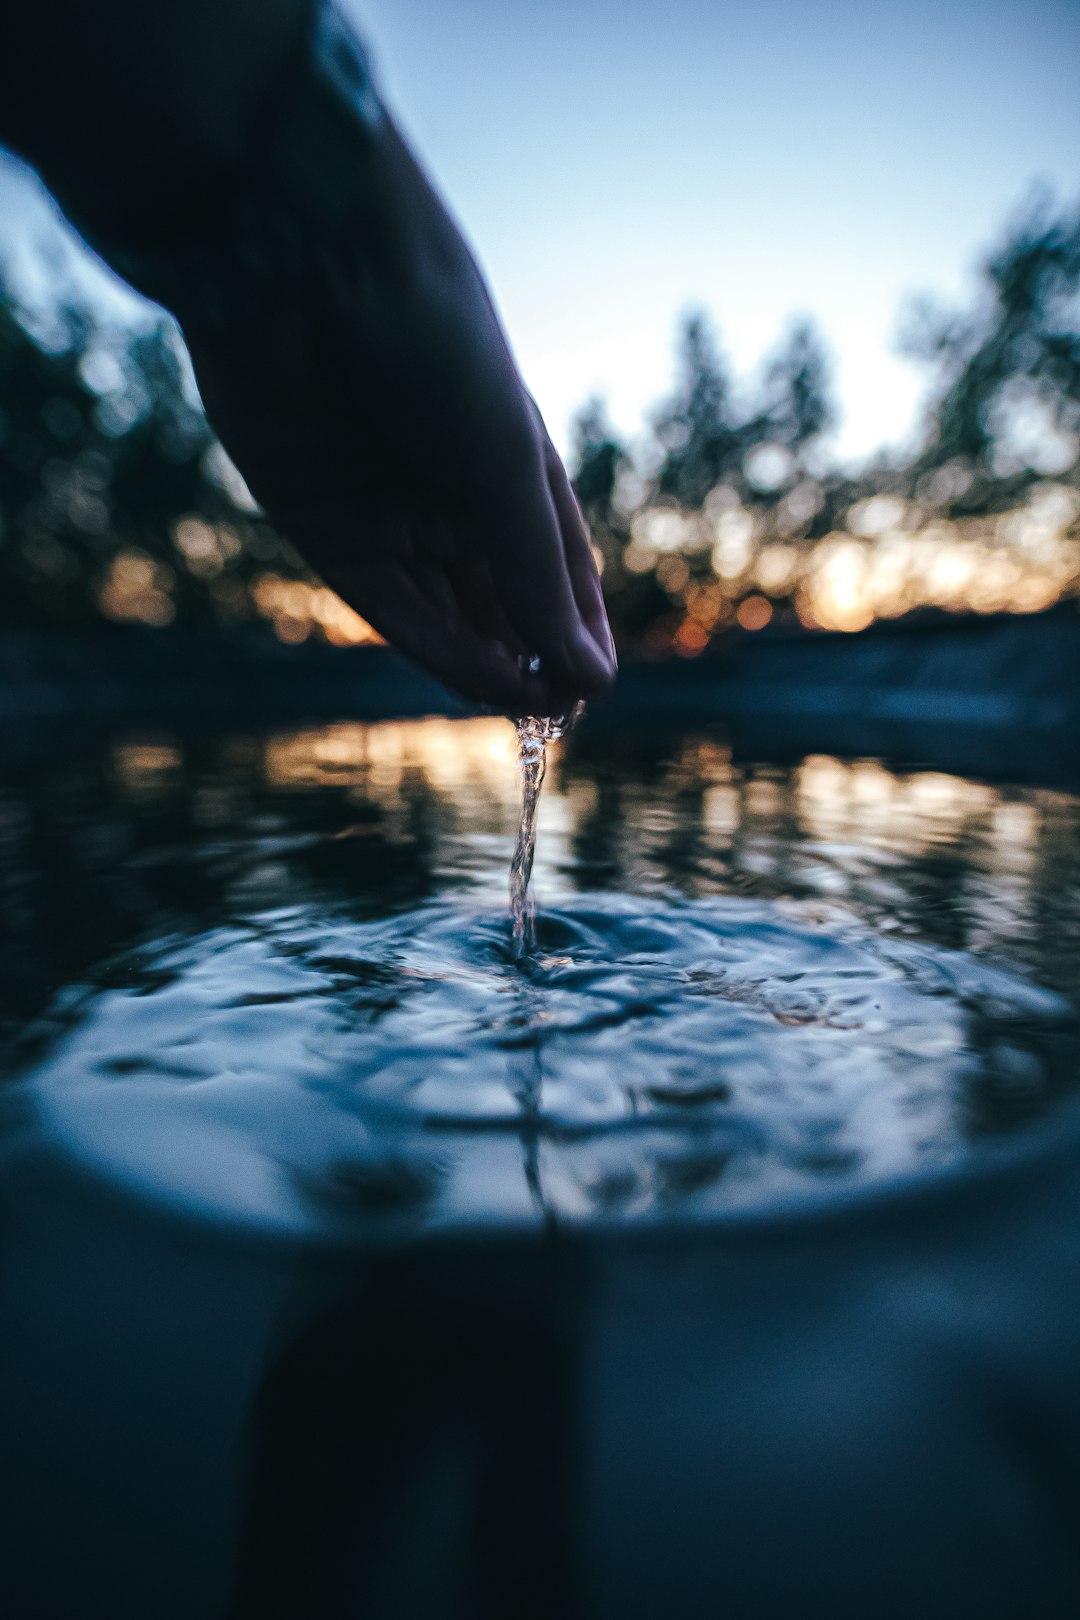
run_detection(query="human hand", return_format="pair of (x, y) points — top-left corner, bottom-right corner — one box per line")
(179, 112), (616, 716)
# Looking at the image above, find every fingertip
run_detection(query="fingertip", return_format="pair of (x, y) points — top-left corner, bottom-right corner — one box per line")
(568, 622), (618, 694)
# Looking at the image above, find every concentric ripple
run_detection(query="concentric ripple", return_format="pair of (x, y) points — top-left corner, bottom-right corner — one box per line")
(24, 894), (1079, 1236)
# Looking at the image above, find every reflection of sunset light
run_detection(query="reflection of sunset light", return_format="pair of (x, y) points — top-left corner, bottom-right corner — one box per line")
(113, 742), (183, 782)
(165, 727), (1056, 914)
(796, 755), (1004, 855)
(849, 761), (894, 806)
(745, 777), (781, 817)
(703, 784), (739, 835)
(990, 800), (1038, 873)
(263, 718), (520, 803)
(908, 772), (988, 817)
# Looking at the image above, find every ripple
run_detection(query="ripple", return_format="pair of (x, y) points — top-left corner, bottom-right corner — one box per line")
(22, 894), (1080, 1238)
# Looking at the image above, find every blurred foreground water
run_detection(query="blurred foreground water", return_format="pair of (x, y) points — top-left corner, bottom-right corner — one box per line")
(6, 716), (1080, 1617)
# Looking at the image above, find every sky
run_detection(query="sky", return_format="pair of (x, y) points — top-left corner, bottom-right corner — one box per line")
(352, 0), (1080, 464)
(2, 0), (1078, 469)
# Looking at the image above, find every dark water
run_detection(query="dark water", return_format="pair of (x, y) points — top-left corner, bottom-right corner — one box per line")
(8, 715), (1080, 1619)
(4, 716), (1080, 1236)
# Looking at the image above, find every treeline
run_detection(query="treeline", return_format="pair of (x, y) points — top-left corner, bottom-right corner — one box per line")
(0, 287), (310, 633)
(0, 192), (1077, 648)
(574, 193), (1080, 648)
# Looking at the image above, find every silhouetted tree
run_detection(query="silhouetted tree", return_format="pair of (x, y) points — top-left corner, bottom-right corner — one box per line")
(0, 265), (303, 630)
(4, 187), (1077, 659)
(901, 194), (1080, 513)
(761, 318), (835, 459)
(571, 396), (626, 531)
(653, 312), (742, 507)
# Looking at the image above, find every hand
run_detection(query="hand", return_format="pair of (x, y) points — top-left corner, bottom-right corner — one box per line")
(180, 113), (617, 716)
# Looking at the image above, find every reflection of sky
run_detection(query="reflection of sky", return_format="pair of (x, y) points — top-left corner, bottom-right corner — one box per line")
(354, 0), (1080, 463)
(1, 0), (1077, 467)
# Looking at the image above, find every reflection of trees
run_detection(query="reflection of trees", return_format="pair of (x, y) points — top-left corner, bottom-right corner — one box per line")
(562, 735), (685, 896)
(1020, 797), (1080, 998)
(565, 765), (626, 892)
(6, 719), (1080, 1065)
(561, 736), (1080, 978)
(0, 732), (456, 1056)
(301, 763), (460, 918)
(866, 838), (981, 954)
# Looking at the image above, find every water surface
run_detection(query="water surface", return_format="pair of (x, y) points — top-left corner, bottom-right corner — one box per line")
(5, 717), (1080, 1236)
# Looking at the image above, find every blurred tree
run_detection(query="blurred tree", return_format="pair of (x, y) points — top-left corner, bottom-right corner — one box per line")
(0, 264), (305, 631)
(0, 288), (100, 625)
(653, 311), (742, 507)
(760, 318), (835, 461)
(570, 395), (626, 532)
(901, 194), (1080, 513)
(569, 394), (673, 648)
(3, 188), (1077, 659)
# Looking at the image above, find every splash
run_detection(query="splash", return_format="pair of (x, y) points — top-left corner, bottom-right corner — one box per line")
(26, 893), (1079, 1235)
(510, 705), (583, 955)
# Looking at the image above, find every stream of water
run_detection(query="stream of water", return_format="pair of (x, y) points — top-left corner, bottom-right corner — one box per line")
(511, 707), (583, 954)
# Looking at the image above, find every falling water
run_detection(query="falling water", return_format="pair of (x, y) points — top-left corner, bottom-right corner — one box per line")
(510, 706), (583, 955)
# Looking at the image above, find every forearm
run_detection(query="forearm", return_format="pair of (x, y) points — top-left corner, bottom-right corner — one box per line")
(0, 0), (311, 237)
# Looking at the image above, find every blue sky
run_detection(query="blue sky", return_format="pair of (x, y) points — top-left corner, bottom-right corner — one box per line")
(353, 0), (1080, 463)
(2, 0), (1078, 468)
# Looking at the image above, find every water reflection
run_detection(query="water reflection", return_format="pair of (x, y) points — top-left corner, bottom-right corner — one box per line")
(4, 717), (1080, 1234)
